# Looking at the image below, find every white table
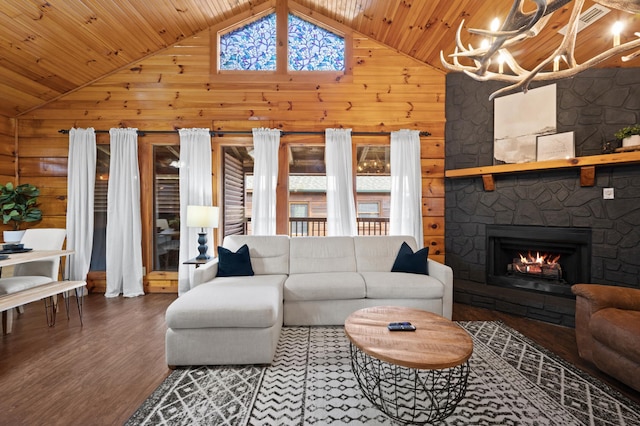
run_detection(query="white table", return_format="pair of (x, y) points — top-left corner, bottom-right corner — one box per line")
(0, 249), (74, 268)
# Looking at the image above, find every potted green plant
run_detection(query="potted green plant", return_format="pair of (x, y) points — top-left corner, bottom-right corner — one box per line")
(614, 124), (640, 148)
(0, 182), (42, 243)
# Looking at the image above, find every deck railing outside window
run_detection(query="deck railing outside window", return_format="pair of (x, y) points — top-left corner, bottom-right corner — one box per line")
(289, 217), (389, 236)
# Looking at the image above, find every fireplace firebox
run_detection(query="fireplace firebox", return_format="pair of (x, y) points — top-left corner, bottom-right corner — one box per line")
(486, 225), (591, 297)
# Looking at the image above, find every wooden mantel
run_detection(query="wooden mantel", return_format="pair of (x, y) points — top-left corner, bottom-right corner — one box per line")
(445, 151), (640, 191)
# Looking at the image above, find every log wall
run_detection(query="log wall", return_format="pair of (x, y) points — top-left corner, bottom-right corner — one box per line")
(0, 116), (16, 185)
(15, 21), (446, 293)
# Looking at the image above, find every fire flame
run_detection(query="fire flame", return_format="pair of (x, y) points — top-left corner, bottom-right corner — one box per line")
(518, 251), (560, 265)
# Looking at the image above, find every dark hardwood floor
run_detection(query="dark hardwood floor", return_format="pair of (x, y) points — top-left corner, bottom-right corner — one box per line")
(1, 294), (638, 425)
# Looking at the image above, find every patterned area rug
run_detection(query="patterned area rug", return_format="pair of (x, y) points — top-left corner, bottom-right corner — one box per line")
(127, 322), (640, 425)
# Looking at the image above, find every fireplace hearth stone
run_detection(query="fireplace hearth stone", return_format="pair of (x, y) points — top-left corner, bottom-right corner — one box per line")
(454, 279), (577, 327)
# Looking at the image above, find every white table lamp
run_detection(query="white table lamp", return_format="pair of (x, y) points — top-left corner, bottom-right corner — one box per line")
(186, 205), (219, 260)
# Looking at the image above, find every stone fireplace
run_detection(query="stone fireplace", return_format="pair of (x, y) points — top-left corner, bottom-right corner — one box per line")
(486, 225), (591, 297)
(444, 68), (640, 327)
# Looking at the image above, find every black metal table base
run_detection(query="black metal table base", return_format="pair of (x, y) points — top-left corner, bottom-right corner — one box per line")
(349, 343), (470, 424)
(42, 288), (84, 327)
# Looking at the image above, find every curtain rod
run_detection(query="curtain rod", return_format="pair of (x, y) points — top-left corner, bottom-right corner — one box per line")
(58, 129), (431, 137)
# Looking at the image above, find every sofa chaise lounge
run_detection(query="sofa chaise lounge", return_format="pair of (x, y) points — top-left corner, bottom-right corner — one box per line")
(165, 234), (453, 367)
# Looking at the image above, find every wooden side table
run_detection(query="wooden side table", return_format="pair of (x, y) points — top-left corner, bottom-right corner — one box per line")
(182, 257), (215, 268)
(344, 306), (474, 424)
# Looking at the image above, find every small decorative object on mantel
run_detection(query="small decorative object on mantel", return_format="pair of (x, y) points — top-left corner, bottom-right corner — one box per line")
(0, 182), (42, 243)
(614, 124), (640, 150)
(602, 138), (619, 154)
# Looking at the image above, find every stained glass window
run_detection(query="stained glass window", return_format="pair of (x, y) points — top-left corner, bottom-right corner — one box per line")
(219, 14), (277, 71)
(219, 12), (345, 72)
(288, 14), (344, 71)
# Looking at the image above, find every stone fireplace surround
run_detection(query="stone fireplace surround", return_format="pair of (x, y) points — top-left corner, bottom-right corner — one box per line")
(445, 68), (640, 326)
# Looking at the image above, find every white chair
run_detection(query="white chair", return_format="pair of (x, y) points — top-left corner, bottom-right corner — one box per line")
(0, 228), (67, 334)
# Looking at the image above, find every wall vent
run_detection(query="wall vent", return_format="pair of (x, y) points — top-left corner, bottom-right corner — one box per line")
(558, 4), (611, 36)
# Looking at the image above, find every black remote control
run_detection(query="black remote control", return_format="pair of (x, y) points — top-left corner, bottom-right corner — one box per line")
(387, 322), (416, 331)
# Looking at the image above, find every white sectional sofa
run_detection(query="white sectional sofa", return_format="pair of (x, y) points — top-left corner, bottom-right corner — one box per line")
(165, 234), (453, 367)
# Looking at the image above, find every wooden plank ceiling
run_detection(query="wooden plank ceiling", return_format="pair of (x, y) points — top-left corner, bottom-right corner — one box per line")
(0, 0), (637, 118)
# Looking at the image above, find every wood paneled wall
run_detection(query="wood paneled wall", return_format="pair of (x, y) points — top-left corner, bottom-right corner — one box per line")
(0, 116), (16, 186)
(15, 14), (446, 293)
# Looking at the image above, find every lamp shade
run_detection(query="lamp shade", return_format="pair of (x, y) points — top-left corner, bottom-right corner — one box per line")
(186, 205), (219, 229)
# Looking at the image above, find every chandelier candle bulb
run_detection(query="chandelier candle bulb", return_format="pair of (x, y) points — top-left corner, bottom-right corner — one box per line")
(612, 21), (623, 47)
(490, 17), (500, 43)
(490, 18), (500, 32)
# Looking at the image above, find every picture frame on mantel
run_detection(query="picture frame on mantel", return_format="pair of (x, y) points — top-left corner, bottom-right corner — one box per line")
(494, 135), (538, 164)
(493, 84), (557, 165)
(537, 131), (575, 161)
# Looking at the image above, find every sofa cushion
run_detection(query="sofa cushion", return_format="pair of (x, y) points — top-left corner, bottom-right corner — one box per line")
(590, 308), (640, 364)
(285, 272), (365, 301)
(223, 235), (290, 275)
(289, 237), (356, 274)
(361, 272), (444, 299)
(217, 244), (254, 277)
(354, 235), (418, 272)
(391, 242), (429, 275)
(166, 275), (286, 329)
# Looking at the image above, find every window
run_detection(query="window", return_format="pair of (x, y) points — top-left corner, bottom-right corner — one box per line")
(218, 10), (345, 73)
(357, 202), (380, 218)
(154, 146), (181, 271)
(289, 202), (309, 236)
(220, 14), (277, 71)
(90, 144), (183, 273)
(222, 146), (253, 236)
(289, 145), (326, 236)
(356, 146), (390, 235)
(288, 14), (344, 71)
(290, 202), (309, 217)
(90, 146), (109, 271)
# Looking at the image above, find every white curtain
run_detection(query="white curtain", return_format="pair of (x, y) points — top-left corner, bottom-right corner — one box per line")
(251, 128), (280, 235)
(105, 128), (144, 298)
(325, 128), (357, 236)
(178, 128), (213, 295)
(65, 128), (96, 290)
(390, 129), (424, 247)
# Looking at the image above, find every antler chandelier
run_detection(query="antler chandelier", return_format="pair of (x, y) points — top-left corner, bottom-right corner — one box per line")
(441, 0), (640, 100)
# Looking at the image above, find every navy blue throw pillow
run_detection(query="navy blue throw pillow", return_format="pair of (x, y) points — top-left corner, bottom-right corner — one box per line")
(216, 244), (254, 277)
(391, 242), (429, 275)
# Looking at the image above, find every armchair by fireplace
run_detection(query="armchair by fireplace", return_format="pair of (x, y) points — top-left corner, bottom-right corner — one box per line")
(572, 284), (640, 392)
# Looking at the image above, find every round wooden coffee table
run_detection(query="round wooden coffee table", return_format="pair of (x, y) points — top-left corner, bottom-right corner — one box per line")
(344, 306), (473, 424)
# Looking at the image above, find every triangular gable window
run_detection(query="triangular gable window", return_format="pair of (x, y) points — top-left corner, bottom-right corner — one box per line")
(217, 8), (347, 74)
(220, 14), (277, 71)
(288, 14), (344, 71)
